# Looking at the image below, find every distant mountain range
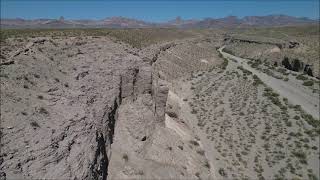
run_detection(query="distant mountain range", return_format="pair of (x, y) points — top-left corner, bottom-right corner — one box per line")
(1, 15), (318, 29)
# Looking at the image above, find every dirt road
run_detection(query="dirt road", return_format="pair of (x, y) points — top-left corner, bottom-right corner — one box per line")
(219, 47), (319, 119)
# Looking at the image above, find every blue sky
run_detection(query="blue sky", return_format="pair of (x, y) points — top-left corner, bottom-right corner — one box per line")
(1, 0), (319, 22)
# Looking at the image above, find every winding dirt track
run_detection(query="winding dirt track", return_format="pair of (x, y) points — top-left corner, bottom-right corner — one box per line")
(219, 47), (319, 119)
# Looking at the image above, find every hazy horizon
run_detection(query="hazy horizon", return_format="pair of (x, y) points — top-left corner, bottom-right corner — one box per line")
(1, 14), (319, 22)
(1, 0), (319, 22)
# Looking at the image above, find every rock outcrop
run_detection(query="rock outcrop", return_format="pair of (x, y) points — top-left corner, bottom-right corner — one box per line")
(0, 35), (221, 180)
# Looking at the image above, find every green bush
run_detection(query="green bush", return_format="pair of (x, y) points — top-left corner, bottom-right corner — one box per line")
(253, 75), (263, 86)
(301, 113), (320, 129)
(219, 56), (229, 70)
(302, 81), (314, 86)
(293, 115), (300, 120)
(292, 151), (308, 164)
(251, 59), (261, 68)
(296, 74), (308, 81)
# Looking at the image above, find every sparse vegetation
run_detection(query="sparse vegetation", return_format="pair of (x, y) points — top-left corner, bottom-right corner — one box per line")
(196, 150), (205, 156)
(2, 26), (319, 180)
(218, 54), (229, 70)
(296, 74), (308, 81)
(189, 140), (199, 146)
(38, 107), (49, 115)
(302, 80), (314, 86)
(218, 168), (226, 177)
(252, 74), (263, 86)
(167, 111), (178, 118)
(1, 28), (192, 48)
(292, 151), (308, 164)
(122, 154), (129, 162)
(30, 121), (40, 128)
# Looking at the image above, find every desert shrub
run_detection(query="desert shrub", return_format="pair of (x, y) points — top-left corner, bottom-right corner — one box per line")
(274, 75), (283, 80)
(301, 113), (319, 129)
(195, 172), (200, 178)
(286, 121), (292, 127)
(189, 140), (199, 146)
(222, 48), (234, 55)
(293, 105), (302, 111)
(237, 66), (252, 75)
(220, 57), (229, 70)
(293, 115), (300, 120)
(39, 107), (49, 115)
(292, 59), (302, 72)
(191, 109), (198, 114)
(250, 59), (261, 68)
(204, 161), (210, 168)
(137, 170), (144, 175)
(277, 67), (287, 74)
(305, 67), (314, 77)
(280, 105), (287, 111)
(292, 151), (308, 164)
(274, 174), (286, 180)
(196, 150), (205, 156)
(289, 132), (303, 137)
(275, 141), (284, 148)
(218, 168), (226, 177)
(30, 121), (40, 128)
(263, 88), (283, 107)
(282, 56), (292, 70)
(252, 75), (263, 86)
(308, 173), (319, 180)
(302, 81), (314, 86)
(122, 154), (129, 162)
(167, 111), (178, 118)
(296, 74), (308, 81)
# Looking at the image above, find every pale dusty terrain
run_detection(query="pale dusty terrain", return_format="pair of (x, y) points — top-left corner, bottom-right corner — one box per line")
(220, 47), (319, 119)
(158, 46), (319, 179)
(0, 30), (319, 180)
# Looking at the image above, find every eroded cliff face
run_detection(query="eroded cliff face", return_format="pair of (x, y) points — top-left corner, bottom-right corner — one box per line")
(106, 38), (223, 179)
(0, 35), (221, 180)
(0, 37), (181, 180)
(0, 36), (147, 180)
